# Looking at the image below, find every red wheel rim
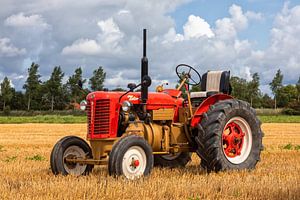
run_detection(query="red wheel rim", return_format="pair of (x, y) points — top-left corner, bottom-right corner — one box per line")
(222, 117), (253, 164)
(222, 122), (245, 158)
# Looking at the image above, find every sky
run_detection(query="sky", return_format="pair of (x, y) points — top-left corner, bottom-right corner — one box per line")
(0, 0), (300, 95)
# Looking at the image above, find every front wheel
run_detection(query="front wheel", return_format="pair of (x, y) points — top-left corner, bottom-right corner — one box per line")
(50, 136), (94, 176)
(195, 99), (263, 172)
(108, 135), (153, 180)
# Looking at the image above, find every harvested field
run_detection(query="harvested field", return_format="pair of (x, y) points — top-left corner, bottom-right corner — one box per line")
(0, 123), (299, 200)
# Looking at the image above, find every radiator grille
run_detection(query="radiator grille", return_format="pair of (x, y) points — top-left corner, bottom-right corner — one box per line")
(87, 99), (110, 135)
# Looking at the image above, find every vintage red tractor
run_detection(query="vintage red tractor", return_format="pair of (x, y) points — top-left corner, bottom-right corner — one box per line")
(50, 29), (263, 179)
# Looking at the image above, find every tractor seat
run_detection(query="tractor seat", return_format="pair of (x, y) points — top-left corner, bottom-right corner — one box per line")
(190, 71), (230, 99)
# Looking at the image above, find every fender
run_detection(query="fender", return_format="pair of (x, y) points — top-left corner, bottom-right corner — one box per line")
(190, 94), (233, 127)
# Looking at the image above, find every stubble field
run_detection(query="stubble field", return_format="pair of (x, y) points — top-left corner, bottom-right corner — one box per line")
(0, 123), (299, 200)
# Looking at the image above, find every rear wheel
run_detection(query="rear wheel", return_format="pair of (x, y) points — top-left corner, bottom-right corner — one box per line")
(195, 99), (263, 172)
(154, 152), (191, 168)
(108, 135), (153, 180)
(50, 136), (94, 176)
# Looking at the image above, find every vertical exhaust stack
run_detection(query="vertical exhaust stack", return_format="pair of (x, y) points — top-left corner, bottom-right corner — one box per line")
(140, 29), (152, 120)
(141, 29), (148, 105)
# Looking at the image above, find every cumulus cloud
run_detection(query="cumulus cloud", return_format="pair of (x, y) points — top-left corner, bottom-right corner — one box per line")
(0, 38), (26, 57)
(245, 11), (264, 21)
(183, 15), (215, 39)
(97, 18), (124, 51)
(4, 12), (50, 29)
(214, 4), (257, 40)
(62, 18), (124, 56)
(260, 3), (300, 83)
(229, 4), (248, 30)
(62, 39), (101, 55)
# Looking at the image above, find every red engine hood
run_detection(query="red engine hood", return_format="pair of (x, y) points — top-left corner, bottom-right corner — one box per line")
(86, 91), (181, 110)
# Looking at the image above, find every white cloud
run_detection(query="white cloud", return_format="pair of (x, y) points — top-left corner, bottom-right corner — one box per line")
(261, 3), (300, 82)
(214, 4), (251, 41)
(4, 12), (50, 29)
(229, 4), (248, 30)
(0, 38), (26, 57)
(97, 18), (124, 50)
(214, 4), (262, 41)
(62, 18), (124, 56)
(162, 28), (184, 44)
(215, 18), (237, 40)
(245, 11), (263, 21)
(118, 10), (130, 15)
(104, 71), (136, 88)
(62, 39), (101, 55)
(183, 15), (215, 39)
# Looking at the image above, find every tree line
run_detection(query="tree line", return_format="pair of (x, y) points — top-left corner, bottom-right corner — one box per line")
(0, 63), (106, 112)
(0, 63), (299, 114)
(229, 69), (300, 114)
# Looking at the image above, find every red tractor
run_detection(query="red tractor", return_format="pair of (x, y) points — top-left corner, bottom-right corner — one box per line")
(50, 29), (263, 179)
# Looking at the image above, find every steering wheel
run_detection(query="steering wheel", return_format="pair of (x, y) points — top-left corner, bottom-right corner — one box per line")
(175, 64), (201, 86)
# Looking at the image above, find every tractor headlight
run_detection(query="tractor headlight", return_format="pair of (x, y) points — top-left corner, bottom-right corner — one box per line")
(122, 101), (132, 112)
(80, 100), (87, 111)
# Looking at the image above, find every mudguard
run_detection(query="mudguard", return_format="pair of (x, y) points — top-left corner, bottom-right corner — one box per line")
(190, 94), (233, 127)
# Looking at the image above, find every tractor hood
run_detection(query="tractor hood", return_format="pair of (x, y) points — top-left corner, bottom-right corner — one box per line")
(86, 91), (180, 110)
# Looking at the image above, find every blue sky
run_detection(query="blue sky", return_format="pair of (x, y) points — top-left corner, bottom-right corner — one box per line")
(0, 0), (300, 94)
(172, 0), (298, 49)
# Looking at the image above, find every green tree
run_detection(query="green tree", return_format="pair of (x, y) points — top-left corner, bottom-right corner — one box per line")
(89, 66), (106, 91)
(248, 73), (260, 107)
(44, 66), (65, 111)
(10, 90), (26, 110)
(269, 69), (283, 109)
(66, 67), (87, 104)
(296, 76), (300, 102)
(23, 63), (41, 111)
(230, 76), (248, 101)
(260, 94), (274, 108)
(277, 85), (297, 107)
(0, 77), (13, 110)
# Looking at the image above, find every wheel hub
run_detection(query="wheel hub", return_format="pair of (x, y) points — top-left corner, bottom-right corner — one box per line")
(223, 121), (245, 158)
(130, 158), (140, 169)
(63, 145), (87, 176)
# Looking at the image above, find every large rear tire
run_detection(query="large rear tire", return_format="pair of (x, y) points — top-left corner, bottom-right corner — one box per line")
(195, 99), (263, 172)
(108, 135), (153, 180)
(154, 152), (191, 168)
(50, 136), (94, 176)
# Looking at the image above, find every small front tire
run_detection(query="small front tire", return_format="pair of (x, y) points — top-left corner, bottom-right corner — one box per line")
(108, 135), (153, 180)
(50, 136), (94, 176)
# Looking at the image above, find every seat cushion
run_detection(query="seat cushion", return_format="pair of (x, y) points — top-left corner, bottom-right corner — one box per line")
(190, 91), (219, 98)
(190, 91), (208, 98)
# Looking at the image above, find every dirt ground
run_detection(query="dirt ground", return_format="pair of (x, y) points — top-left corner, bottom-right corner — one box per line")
(0, 123), (299, 200)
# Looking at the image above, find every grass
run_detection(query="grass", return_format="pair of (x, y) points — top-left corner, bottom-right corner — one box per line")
(258, 115), (300, 123)
(4, 156), (17, 163)
(282, 143), (300, 151)
(0, 115), (86, 124)
(26, 154), (46, 161)
(0, 114), (299, 124)
(0, 123), (299, 199)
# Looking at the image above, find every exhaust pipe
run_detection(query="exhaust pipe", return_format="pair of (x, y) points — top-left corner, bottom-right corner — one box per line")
(141, 29), (148, 104)
(140, 29), (151, 119)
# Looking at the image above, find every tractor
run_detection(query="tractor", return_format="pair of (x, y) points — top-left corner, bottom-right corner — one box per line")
(50, 29), (263, 179)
